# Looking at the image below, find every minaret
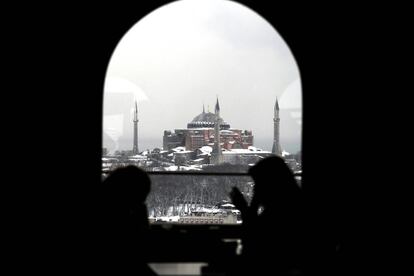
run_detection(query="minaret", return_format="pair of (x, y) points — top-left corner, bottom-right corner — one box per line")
(212, 97), (222, 164)
(132, 100), (139, 155)
(272, 97), (283, 156)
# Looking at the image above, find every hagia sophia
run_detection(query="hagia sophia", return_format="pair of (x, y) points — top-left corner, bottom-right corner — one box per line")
(160, 97), (281, 165)
(163, 100), (253, 152)
(103, 96), (287, 169)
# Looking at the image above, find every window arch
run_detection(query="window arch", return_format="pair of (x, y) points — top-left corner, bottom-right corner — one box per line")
(102, 0), (302, 224)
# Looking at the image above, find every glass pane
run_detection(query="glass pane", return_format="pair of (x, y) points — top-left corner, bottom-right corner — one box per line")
(102, 0), (302, 224)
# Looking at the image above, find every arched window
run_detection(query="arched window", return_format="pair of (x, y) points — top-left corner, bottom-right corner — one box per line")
(103, 0), (302, 224)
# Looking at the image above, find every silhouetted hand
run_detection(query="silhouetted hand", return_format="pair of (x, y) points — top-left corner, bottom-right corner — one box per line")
(230, 187), (248, 214)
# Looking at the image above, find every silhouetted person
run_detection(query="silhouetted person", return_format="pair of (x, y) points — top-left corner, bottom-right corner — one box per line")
(100, 166), (156, 275)
(230, 156), (306, 275)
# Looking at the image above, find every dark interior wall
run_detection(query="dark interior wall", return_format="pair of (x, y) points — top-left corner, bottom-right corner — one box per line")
(7, 1), (369, 273)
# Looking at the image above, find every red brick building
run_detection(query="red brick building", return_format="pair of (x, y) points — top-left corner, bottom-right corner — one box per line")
(163, 107), (253, 151)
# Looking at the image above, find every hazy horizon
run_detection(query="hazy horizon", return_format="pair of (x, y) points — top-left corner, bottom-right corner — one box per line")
(103, 0), (302, 155)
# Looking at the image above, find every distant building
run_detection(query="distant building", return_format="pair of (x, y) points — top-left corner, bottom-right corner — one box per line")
(163, 129), (186, 150)
(178, 211), (238, 224)
(163, 99), (254, 154)
(171, 147), (196, 165)
(222, 147), (273, 165)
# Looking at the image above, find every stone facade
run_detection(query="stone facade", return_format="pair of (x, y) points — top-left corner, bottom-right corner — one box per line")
(163, 100), (253, 153)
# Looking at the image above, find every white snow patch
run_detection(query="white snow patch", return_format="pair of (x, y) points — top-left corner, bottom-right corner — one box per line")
(199, 146), (213, 154)
(172, 146), (186, 152)
(156, 216), (180, 222)
(282, 150), (290, 156)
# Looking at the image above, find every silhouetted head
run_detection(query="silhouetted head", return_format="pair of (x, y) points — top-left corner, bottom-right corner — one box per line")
(249, 156), (300, 208)
(102, 166), (151, 211)
(101, 166), (152, 266)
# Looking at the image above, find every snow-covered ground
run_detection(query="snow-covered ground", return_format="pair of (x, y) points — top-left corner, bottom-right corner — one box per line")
(149, 204), (241, 223)
(163, 165), (202, 171)
(151, 215), (180, 222)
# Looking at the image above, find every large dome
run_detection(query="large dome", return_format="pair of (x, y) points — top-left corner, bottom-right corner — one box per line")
(191, 112), (217, 123)
(187, 111), (230, 129)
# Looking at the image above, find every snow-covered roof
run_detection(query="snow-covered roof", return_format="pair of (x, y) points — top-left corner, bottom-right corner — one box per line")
(188, 127), (214, 130)
(164, 166), (179, 171)
(199, 146), (212, 154)
(220, 130), (234, 134)
(192, 158), (205, 162)
(155, 216), (180, 222)
(223, 148), (272, 154)
(221, 203), (235, 207)
(102, 157), (112, 161)
(174, 151), (193, 154)
(129, 155), (147, 160)
(171, 146), (186, 152)
(164, 165), (202, 171)
(102, 157), (119, 161)
(164, 166), (178, 171)
(192, 207), (221, 213)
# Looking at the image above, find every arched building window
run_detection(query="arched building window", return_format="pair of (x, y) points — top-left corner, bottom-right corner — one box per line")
(102, 0), (302, 224)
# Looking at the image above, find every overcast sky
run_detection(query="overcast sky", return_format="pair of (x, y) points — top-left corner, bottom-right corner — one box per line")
(103, 0), (302, 154)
